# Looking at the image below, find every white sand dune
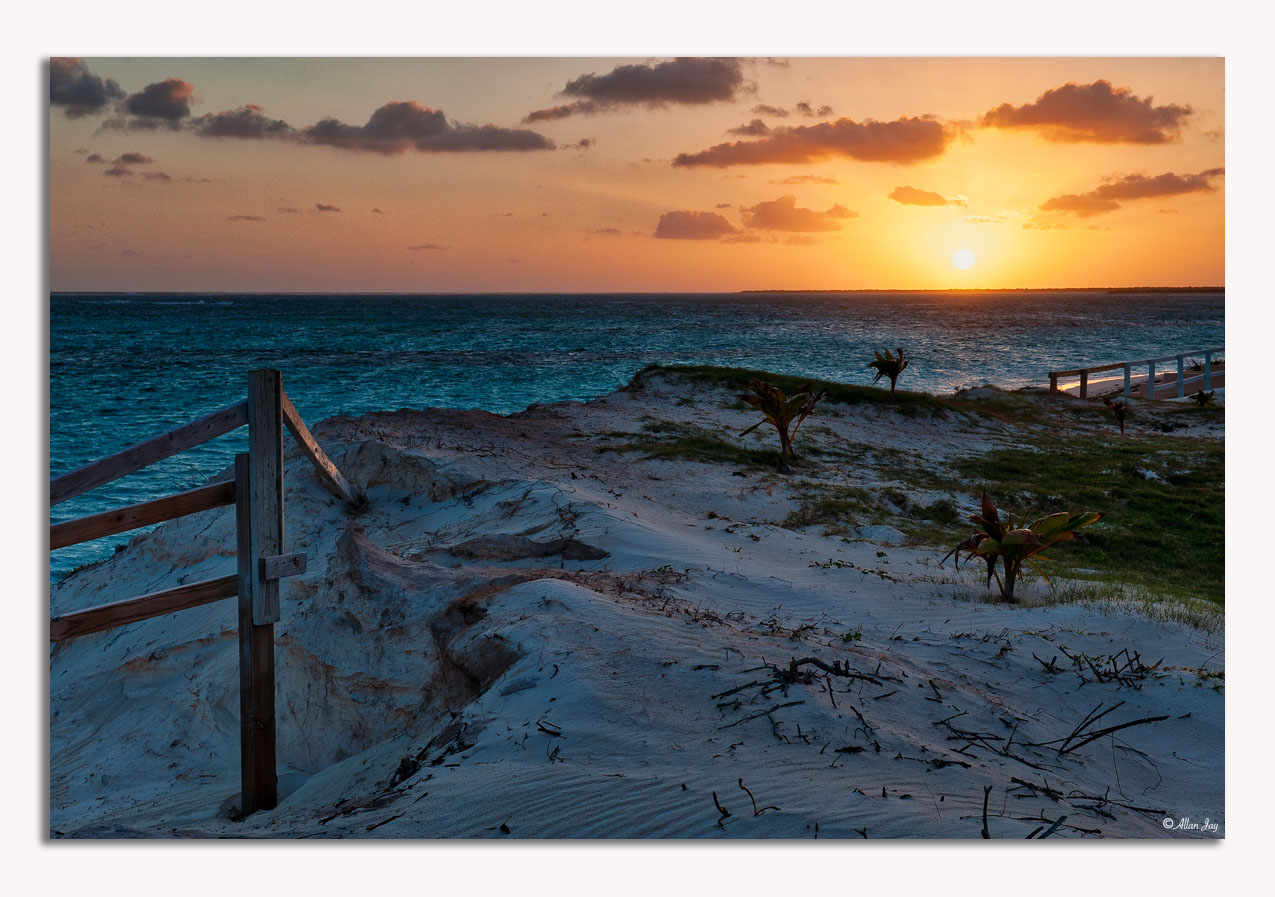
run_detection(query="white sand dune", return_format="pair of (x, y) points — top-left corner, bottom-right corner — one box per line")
(49, 371), (1224, 839)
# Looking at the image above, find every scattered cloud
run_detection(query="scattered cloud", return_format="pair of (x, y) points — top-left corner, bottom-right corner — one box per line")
(1039, 167), (1224, 216)
(50, 58), (123, 118)
(371, 207), (385, 214)
(315, 203), (342, 212)
(770, 174), (838, 185)
(888, 185), (967, 207)
(276, 207), (301, 214)
(715, 202), (732, 209)
(795, 101), (834, 118)
(721, 233), (767, 244)
(84, 153), (105, 164)
(751, 104), (789, 118)
(980, 80), (1192, 144)
(525, 58), (746, 121)
(141, 172), (172, 182)
(728, 119), (770, 137)
(103, 166), (132, 177)
(587, 227), (623, 236)
(673, 116), (952, 167)
(192, 104), (293, 139)
(302, 100), (553, 154)
(124, 78), (196, 123)
(407, 243), (446, 250)
(741, 194), (856, 231)
(569, 138), (597, 149)
(228, 215), (264, 222)
(654, 210), (739, 239)
(113, 152), (153, 165)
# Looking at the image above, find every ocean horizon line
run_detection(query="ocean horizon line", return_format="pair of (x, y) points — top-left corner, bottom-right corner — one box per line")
(51, 285), (1226, 298)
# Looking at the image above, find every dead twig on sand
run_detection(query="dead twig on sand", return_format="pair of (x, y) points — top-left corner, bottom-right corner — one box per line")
(738, 778), (780, 816)
(718, 700), (805, 730)
(981, 785), (993, 839)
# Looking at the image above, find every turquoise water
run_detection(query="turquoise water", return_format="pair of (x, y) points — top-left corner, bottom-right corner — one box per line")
(49, 290), (1224, 579)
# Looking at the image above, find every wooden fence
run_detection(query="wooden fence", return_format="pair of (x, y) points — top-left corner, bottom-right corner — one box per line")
(1048, 347), (1223, 400)
(50, 369), (360, 817)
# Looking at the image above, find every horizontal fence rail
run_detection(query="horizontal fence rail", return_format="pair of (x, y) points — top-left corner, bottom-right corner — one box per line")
(50, 480), (236, 550)
(50, 574), (239, 642)
(1048, 347), (1223, 400)
(50, 400), (248, 507)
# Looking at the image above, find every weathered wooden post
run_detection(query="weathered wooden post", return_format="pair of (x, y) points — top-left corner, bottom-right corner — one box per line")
(1079, 371), (1089, 399)
(1123, 363), (1131, 398)
(235, 368), (284, 815)
(1049, 372), (1058, 394)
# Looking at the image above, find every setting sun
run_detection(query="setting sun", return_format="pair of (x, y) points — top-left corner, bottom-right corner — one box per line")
(953, 249), (976, 270)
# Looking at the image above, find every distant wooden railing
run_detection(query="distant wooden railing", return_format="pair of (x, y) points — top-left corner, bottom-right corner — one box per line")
(49, 369), (361, 817)
(1048, 347), (1224, 400)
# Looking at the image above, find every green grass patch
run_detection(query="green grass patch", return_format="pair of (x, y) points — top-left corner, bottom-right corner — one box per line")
(597, 419), (783, 468)
(633, 364), (954, 419)
(953, 434), (1223, 603)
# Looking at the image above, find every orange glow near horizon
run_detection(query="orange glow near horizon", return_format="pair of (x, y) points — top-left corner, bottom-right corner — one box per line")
(48, 57), (1225, 293)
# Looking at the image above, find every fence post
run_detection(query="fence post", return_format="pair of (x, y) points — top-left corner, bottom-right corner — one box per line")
(235, 452), (277, 815)
(1147, 361), (1156, 400)
(1049, 372), (1058, 394)
(1177, 354), (1185, 398)
(1204, 351), (1212, 390)
(1078, 371), (1088, 399)
(1123, 363), (1131, 398)
(237, 367), (284, 815)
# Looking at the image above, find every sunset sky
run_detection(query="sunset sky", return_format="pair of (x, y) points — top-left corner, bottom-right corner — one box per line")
(48, 57), (1225, 292)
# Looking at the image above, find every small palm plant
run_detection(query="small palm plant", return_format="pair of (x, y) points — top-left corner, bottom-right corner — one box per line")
(941, 491), (1102, 602)
(1102, 396), (1128, 434)
(868, 347), (909, 395)
(1191, 389), (1216, 407)
(738, 379), (827, 472)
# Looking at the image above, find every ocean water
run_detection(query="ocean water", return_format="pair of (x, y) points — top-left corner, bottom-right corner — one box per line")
(49, 290), (1224, 579)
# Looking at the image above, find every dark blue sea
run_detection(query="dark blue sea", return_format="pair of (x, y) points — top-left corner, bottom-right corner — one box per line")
(49, 290), (1224, 579)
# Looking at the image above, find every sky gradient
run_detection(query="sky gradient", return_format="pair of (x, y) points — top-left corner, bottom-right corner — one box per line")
(49, 57), (1225, 292)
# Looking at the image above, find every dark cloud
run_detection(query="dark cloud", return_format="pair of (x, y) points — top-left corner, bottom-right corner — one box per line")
(715, 202), (732, 209)
(277, 207), (301, 214)
(84, 153), (105, 164)
(103, 166), (132, 177)
(315, 203), (341, 212)
(654, 210), (739, 240)
(525, 58), (746, 121)
(1039, 167), (1224, 216)
(371, 207), (385, 213)
(673, 116), (952, 167)
(795, 101), (834, 118)
(740, 195), (856, 232)
(751, 104), (789, 118)
(50, 58), (124, 118)
(113, 152), (153, 165)
(568, 138), (596, 149)
(888, 185), (966, 207)
(124, 78), (196, 123)
(407, 244), (446, 251)
(228, 215), (265, 222)
(191, 104), (293, 139)
(141, 171), (172, 182)
(302, 100), (553, 154)
(980, 80), (1192, 144)
(770, 174), (839, 186)
(728, 119), (770, 137)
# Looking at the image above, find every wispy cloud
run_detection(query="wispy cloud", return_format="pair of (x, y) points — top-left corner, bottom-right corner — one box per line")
(741, 195), (856, 231)
(50, 58), (123, 118)
(525, 58), (746, 122)
(888, 185), (967, 207)
(980, 80), (1192, 144)
(654, 210), (739, 239)
(1039, 168), (1224, 216)
(302, 101), (553, 154)
(673, 116), (952, 167)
